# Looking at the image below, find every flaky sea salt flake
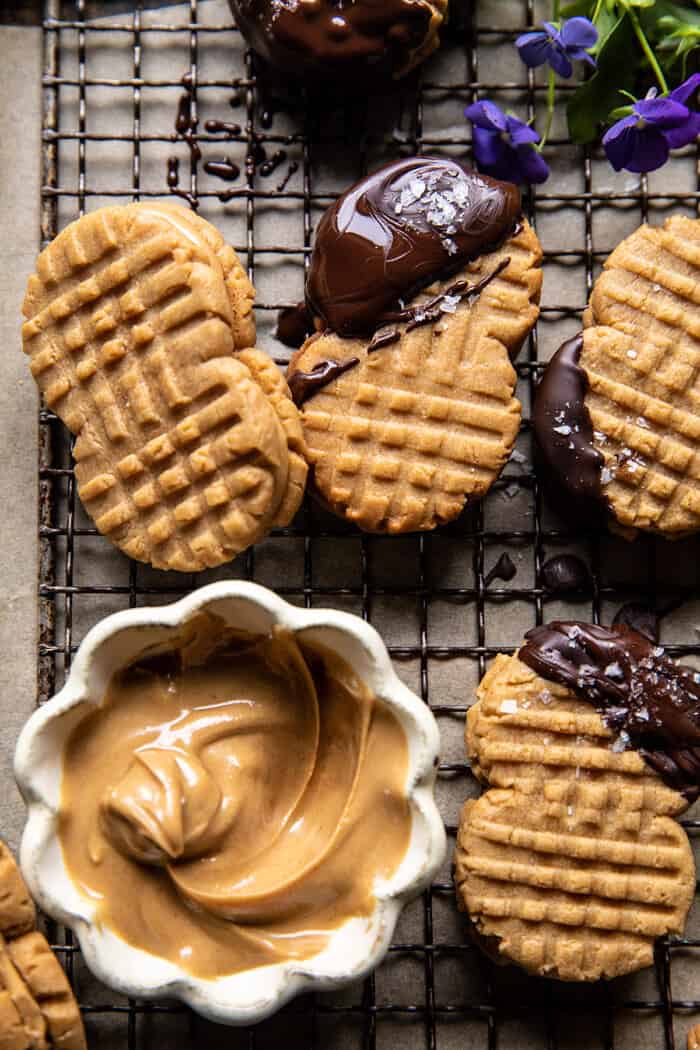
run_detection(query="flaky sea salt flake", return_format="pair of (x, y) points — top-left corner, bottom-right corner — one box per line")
(611, 730), (631, 753)
(499, 699), (519, 714)
(440, 294), (461, 314)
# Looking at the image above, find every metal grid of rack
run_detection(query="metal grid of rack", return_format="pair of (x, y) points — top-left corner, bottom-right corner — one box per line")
(36, 1), (700, 1047)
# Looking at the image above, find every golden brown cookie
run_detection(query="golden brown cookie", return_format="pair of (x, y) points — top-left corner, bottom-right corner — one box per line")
(455, 625), (697, 981)
(8, 934), (85, 1050)
(0, 843), (34, 942)
(139, 201), (256, 349)
(237, 348), (308, 528)
(22, 203), (292, 571)
(288, 221), (542, 533)
(535, 215), (700, 537)
(152, 213), (307, 524)
(0, 934), (47, 1050)
(0, 840), (86, 1050)
(689, 1023), (700, 1050)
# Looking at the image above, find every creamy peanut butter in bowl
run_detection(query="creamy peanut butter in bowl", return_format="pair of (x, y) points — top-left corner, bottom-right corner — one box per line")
(14, 582), (445, 1025)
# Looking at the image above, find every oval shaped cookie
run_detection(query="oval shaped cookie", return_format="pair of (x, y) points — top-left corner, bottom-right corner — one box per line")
(535, 215), (700, 536)
(288, 221), (542, 533)
(22, 204), (289, 572)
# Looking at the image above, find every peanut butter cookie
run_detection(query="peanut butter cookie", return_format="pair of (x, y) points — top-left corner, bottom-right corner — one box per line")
(22, 203), (294, 571)
(535, 215), (700, 536)
(455, 622), (698, 981)
(286, 158), (542, 533)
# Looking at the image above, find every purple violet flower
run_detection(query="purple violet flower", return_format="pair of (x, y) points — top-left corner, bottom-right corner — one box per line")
(516, 17), (598, 79)
(603, 74), (700, 174)
(465, 100), (550, 185)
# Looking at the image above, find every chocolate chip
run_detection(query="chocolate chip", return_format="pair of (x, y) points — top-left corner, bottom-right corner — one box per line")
(484, 553), (517, 588)
(612, 602), (659, 643)
(541, 554), (590, 594)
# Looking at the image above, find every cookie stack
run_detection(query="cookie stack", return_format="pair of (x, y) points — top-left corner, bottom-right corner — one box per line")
(22, 202), (307, 572)
(455, 622), (698, 981)
(0, 840), (85, 1050)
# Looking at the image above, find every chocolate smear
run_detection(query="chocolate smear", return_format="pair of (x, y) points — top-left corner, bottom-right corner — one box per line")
(173, 77), (201, 162)
(259, 149), (287, 178)
(204, 119), (242, 137)
(368, 327), (401, 354)
(541, 554), (590, 594)
(276, 161), (299, 193)
(203, 158), (240, 182)
(520, 620), (700, 801)
(484, 553), (517, 588)
(306, 157), (520, 337)
(288, 358), (360, 407)
(166, 156), (198, 211)
(533, 334), (607, 522)
(276, 302), (315, 350)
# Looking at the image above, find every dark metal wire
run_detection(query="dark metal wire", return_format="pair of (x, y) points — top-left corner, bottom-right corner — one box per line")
(36, 1), (700, 1048)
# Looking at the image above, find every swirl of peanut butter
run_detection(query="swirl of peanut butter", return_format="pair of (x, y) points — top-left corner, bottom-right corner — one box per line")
(58, 617), (411, 978)
(100, 748), (227, 865)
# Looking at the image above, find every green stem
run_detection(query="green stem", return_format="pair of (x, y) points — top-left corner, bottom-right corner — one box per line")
(591, 0), (603, 22)
(625, 5), (669, 94)
(537, 67), (557, 153)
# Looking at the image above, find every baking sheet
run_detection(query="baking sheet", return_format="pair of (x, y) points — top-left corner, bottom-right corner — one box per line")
(18, 0), (700, 1046)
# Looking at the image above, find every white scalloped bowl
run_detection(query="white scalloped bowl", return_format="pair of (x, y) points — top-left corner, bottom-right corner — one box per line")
(15, 581), (445, 1026)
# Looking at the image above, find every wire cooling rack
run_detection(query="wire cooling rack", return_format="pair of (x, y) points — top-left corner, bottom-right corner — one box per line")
(35, 0), (700, 1047)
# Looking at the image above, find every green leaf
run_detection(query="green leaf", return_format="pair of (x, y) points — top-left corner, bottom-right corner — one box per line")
(566, 12), (641, 142)
(592, 5), (621, 53)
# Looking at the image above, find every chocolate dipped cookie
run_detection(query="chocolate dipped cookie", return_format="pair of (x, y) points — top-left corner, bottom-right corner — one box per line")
(535, 215), (700, 537)
(229, 0), (448, 83)
(455, 621), (699, 981)
(286, 157), (542, 533)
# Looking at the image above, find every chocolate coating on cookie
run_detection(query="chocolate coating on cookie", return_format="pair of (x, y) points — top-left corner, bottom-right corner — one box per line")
(306, 158), (521, 337)
(520, 620), (700, 801)
(288, 357), (360, 406)
(533, 334), (608, 522)
(229, 0), (437, 81)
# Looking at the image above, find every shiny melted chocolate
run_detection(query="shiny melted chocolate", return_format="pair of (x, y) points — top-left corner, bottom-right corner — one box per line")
(288, 261), (511, 403)
(306, 157), (520, 336)
(288, 357), (360, 407)
(533, 334), (607, 521)
(229, 0), (435, 81)
(520, 620), (700, 801)
(276, 301), (315, 349)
